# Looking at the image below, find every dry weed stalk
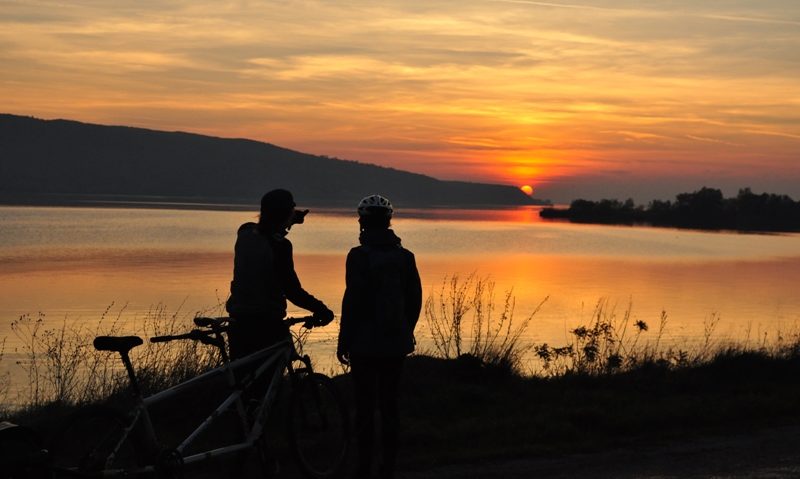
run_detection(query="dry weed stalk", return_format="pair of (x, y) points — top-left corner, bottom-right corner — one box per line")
(7, 302), (222, 409)
(425, 273), (546, 374)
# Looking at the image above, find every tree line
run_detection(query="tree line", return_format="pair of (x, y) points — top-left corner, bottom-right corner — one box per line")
(540, 187), (800, 232)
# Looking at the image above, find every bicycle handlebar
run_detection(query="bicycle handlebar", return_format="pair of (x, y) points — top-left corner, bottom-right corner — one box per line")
(150, 329), (224, 347)
(151, 315), (318, 345)
(285, 315), (317, 327)
(192, 315), (316, 329)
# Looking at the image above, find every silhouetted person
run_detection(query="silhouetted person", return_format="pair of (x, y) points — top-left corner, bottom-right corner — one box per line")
(226, 189), (334, 359)
(337, 195), (422, 479)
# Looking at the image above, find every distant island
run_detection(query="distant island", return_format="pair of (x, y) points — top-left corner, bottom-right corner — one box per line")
(540, 187), (800, 232)
(0, 114), (548, 209)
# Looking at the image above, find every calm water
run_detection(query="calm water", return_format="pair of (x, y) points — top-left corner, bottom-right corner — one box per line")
(2, 205), (800, 384)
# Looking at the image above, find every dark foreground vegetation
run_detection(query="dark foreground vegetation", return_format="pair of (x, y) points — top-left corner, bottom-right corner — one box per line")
(7, 348), (800, 475)
(397, 351), (800, 469)
(540, 187), (800, 232)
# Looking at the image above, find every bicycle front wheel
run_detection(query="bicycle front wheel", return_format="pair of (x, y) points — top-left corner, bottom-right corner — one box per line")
(49, 406), (140, 477)
(288, 373), (349, 479)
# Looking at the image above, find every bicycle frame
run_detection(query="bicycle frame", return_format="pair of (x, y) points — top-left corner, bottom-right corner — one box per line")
(100, 337), (300, 476)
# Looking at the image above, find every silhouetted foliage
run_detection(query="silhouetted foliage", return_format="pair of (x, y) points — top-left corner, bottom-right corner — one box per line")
(547, 197), (644, 225)
(540, 187), (800, 232)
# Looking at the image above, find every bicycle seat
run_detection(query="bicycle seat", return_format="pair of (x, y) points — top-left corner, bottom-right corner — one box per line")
(93, 336), (144, 354)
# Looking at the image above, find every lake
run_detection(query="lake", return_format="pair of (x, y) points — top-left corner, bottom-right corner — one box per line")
(2, 205), (800, 389)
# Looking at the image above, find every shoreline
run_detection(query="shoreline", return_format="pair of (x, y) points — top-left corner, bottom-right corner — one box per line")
(0, 197), (553, 223)
(0, 193), (551, 214)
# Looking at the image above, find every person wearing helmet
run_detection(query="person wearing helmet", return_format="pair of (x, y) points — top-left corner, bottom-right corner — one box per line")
(337, 194), (422, 479)
(226, 189), (334, 359)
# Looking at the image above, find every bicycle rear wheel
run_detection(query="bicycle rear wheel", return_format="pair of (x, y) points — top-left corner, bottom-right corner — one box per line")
(49, 406), (140, 477)
(0, 423), (48, 479)
(287, 373), (349, 479)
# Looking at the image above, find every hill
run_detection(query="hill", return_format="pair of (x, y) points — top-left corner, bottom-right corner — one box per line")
(0, 114), (540, 208)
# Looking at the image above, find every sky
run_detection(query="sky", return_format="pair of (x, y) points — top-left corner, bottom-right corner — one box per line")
(1, 0), (799, 202)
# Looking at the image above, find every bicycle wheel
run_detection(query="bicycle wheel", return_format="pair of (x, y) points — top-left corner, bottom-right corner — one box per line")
(0, 423), (47, 479)
(287, 373), (349, 479)
(49, 406), (140, 477)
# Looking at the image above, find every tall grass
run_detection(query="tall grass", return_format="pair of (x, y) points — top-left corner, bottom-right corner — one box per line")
(424, 275), (800, 379)
(6, 303), (222, 411)
(424, 274), (547, 375)
(532, 300), (800, 376)
(532, 299), (668, 376)
(0, 338), (9, 416)
(1, 300), (326, 417)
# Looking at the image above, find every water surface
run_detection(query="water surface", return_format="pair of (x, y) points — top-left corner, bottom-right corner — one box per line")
(1, 205), (799, 385)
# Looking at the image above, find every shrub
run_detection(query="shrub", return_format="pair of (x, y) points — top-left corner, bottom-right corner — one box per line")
(424, 274), (547, 375)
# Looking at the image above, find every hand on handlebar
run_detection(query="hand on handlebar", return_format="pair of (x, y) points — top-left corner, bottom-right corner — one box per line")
(310, 306), (334, 327)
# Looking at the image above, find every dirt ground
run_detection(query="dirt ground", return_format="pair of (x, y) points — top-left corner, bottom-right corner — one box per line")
(400, 424), (800, 479)
(135, 421), (800, 479)
(209, 423), (800, 479)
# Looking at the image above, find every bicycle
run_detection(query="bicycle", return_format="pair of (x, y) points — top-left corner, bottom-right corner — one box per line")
(47, 316), (350, 479)
(0, 421), (49, 479)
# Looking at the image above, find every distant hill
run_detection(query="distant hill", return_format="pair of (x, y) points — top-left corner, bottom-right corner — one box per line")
(0, 114), (542, 209)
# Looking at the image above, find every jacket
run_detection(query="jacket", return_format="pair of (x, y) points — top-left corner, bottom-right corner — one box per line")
(338, 228), (422, 356)
(226, 222), (325, 318)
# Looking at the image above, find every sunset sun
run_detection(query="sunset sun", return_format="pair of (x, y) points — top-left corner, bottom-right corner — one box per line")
(520, 185), (534, 196)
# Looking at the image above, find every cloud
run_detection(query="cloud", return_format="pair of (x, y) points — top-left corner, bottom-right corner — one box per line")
(488, 0), (800, 26)
(1, 0), (799, 201)
(486, 0), (628, 13)
(703, 14), (800, 27)
(685, 135), (742, 147)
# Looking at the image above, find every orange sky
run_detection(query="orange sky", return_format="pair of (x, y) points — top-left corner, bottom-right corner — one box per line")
(1, 0), (799, 202)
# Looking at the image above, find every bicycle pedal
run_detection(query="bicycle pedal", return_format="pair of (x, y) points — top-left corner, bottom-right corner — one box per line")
(259, 450), (280, 477)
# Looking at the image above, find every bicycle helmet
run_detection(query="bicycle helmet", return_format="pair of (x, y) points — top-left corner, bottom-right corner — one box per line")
(357, 194), (393, 216)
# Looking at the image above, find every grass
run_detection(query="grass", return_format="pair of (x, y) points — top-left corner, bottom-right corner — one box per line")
(397, 350), (800, 469)
(4, 302), (223, 419)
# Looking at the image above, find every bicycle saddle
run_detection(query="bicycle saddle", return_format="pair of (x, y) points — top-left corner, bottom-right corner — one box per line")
(93, 335), (144, 353)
